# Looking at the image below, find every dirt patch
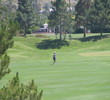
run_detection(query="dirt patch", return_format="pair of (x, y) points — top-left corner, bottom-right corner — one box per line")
(35, 34), (49, 38)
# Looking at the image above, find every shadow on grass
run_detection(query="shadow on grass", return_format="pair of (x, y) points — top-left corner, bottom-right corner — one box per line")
(75, 34), (110, 42)
(36, 39), (70, 49)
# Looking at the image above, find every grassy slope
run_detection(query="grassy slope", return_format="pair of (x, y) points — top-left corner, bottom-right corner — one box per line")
(1, 34), (110, 100)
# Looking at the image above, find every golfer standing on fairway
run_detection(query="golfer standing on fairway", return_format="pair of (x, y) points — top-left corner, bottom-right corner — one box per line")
(53, 52), (56, 65)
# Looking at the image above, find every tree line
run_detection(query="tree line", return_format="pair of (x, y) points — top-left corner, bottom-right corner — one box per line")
(75, 0), (110, 37)
(1, 0), (110, 40)
(49, 0), (110, 39)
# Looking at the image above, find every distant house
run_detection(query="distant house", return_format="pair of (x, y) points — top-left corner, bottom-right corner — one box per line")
(37, 28), (48, 33)
(33, 23), (54, 34)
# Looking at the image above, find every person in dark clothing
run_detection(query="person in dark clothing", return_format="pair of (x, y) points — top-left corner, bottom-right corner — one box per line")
(53, 52), (56, 65)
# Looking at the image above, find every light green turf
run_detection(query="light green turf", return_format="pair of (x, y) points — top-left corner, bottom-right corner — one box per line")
(1, 33), (110, 100)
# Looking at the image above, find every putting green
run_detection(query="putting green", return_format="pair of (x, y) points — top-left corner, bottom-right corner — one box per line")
(79, 51), (110, 56)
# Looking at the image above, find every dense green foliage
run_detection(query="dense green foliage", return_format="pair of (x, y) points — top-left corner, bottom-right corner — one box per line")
(89, 0), (110, 35)
(75, 0), (93, 37)
(32, 0), (43, 27)
(16, 0), (35, 36)
(0, 73), (43, 100)
(48, 0), (74, 40)
(0, 3), (16, 79)
(75, 0), (110, 35)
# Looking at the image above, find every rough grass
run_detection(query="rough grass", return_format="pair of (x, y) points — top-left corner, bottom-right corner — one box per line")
(1, 33), (110, 100)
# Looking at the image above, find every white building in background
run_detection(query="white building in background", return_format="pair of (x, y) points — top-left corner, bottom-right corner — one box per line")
(44, 23), (48, 29)
(49, 8), (53, 12)
(33, 23), (49, 33)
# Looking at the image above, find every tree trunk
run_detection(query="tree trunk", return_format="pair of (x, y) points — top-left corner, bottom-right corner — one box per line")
(83, 27), (86, 38)
(24, 30), (27, 37)
(63, 32), (66, 40)
(59, 16), (62, 41)
(100, 32), (103, 36)
(60, 31), (62, 40)
(24, 32), (27, 37)
(59, 24), (62, 40)
(100, 27), (103, 36)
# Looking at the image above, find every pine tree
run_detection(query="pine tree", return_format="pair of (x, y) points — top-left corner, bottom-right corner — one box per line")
(89, 0), (110, 36)
(48, 0), (72, 40)
(32, 0), (41, 27)
(0, 73), (43, 100)
(106, 0), (110, 31)
(0, 1), (43, 100)
(75, 0), (93, 37)
(0, 7), (16, 79)
(0, 21), (43, 99)
(16, 0), (35, 36)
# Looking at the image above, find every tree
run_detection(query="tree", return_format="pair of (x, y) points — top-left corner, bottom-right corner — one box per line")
(0, 7), (16, 79)
(65, 0), (75, 39)
(0, 0), (17, 79)
(32, 0), (41, 28)
(89, 0), (110, 36)
(0, 73), (43, 100)
(3, 0), (17, 13)
(0, 21), (43, 100)
(0, 1), (43, 99)
(43, 2), (51, 17)
(75, 0), (93, 37)
(48, 0), (73, 40)
(16, 0), (35, 36)
(32, 0), (48, 28)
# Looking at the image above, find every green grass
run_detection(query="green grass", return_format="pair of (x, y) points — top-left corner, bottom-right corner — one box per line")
(1, 33), (110, 100)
